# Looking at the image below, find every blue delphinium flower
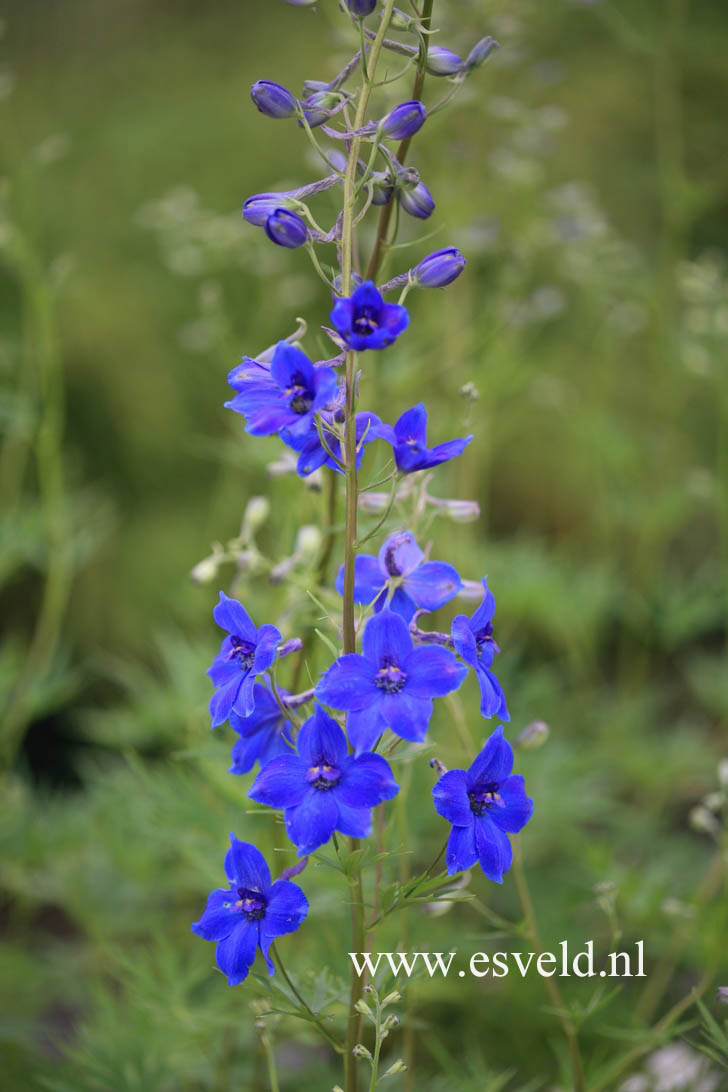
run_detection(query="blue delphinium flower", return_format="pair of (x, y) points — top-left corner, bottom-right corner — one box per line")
(208, 592), (282, 726)
(249, 706), (399, 855)
(264, 209), (308, 249)
(335, 529), (462, 623)
(226, 342), (338, 443)
(432, 727), (533, 882)
(191, 835), (308, 986)
(379, 403), (472, 473)
(451, 577), (509, 721)
(250, 80), (300, 119)
(412, 248), (466, 288)
(228, 684), (294, 775)
(285, 408), (383, 478)
(316, 608), (467, 753)
(331, 281), (409, 352)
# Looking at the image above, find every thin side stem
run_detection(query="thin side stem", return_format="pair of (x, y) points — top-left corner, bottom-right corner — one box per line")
(272, 942), (344, 1054)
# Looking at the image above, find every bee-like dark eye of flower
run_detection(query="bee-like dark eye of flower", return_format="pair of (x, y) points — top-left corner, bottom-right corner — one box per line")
(353, 305), (380, 336)
(287, 371), (314, 415)
(468, 782), (504, 816)
(375, 658), (406, 693)
(382, 545), (402, 576)
(227, 635), (256, 671)
(235, 887), (267, 920)
(306, 761), (341, 790)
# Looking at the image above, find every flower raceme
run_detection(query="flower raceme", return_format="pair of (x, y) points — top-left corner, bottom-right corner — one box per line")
(207, 593), (281, 727)
(316, 608), (467, 753)
(335, 529), (462, 623)
(249, 706), (399, 856)
(191, 836), (308, 985)
(433, 727), (533, 882)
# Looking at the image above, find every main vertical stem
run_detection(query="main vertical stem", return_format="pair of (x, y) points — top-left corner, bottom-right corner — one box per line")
(339, 6), (397, 1089)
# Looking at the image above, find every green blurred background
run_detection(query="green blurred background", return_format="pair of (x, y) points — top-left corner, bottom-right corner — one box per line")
(2, 0), (728, 1088)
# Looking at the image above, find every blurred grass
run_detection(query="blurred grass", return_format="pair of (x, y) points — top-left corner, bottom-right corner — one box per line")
(1, 0), (728, 1088)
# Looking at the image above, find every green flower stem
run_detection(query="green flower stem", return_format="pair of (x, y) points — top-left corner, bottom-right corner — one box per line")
(271, 942), (344, 1054)
(339, 8), (397, 1090)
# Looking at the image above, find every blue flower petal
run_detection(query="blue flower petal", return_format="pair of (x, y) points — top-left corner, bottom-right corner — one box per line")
(446, 823), (478, 876)
(379, 302), (409, 341)
(246, 401), (295, 436)
(451, 615), (478, 668)
(249, 754), (309, 809)
(316, 655), (378, 712)
(216, 918), (259, 985)
(389, 586), (417, 622)
(253, 625), (282, 673)
(377, 692), (432, 742)
(297, 706), (348, 767)
(270, 342), (315, 391)
(476, 664), (509, 721)
(338, 753), (399, 808)
(346, 707), (386, 754)
(403, 645), (467, 699)
(335, 555), (387, 606)
(285, 790), (339, 856)
(207, 641), (240, 687)
(335, 801), (373, 839)
(231, 671), (257, 719)
(214, 592), (257, 641)
(224, 836), (272, 892)
(474, 817), (512, 883)
(210, 676), (243, 728)
(470, 577), (496, 632)
(191, 889), (240, 942)
(377, 530), (424, 578)
(260, 880), (309, 951)
(467, 727), (513, 786)
(394, 403), (428, 445)
(490, 775), (534, 834)
(362, 608), (413, 666)
(432, 770), (472, 826)
(330, 297), (354, 336)
(403, 560), (462, 612)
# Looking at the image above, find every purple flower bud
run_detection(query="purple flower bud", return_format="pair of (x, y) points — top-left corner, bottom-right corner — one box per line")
(425, 47), (463, 77)
(264, 208), (308, 249)
(464, 36), (499, 71)
(345, 0), (377, 14)
(243, 193), (296, 227)
(369, 171), (394, 206)
(250, 80), (299, 119)
(413, 247), (466, 287)
(399, 180), (435, 219)
(302, 90), (346, 128)
(381, 100), (427, 140)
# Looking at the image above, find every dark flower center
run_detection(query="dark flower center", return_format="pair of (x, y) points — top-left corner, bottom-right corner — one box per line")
(287, 371), (313, 415)
(382, 545), (403, 577)
(468, 781), (504, 816)
(375, 658), (406, 693)
(475, 623), (495, 660)
(235, 886), (266, 921)
(306, 760), (341, 790)
(353, 305), (380, 336)
(228, 635), (256, 671)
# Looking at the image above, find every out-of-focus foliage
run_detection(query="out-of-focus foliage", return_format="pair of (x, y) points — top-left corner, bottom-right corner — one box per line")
(1, 0), (727, 1088)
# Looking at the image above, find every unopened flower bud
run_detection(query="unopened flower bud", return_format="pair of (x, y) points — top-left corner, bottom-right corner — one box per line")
(718, 759), (728, 789)
(464, 36), (499, 73)
(689, 805), (721, 836)
(190, 555), (220, 584)
(294, 524), (323, 562)
(381, 990), (401, 1006)
(352, 1044), (372, 1060)
(399, 179), (435, 219)
(515, 720), (550, 750)
(381, 100), (426, 140)
(704, 791), (725, 812)
(345, 0), (377, 15)
(716, 987), (728, 1004)
(243, 193), (296, 227)
(460, 381), (480, 402)
(430, 757), (448, 778)
(359, 491), (390, 514)
(250, 80), (299, 119)
(302, 90), (346, 128)
(389, 7), (417, 30)
(242, 495), (270, 535)
(440, 499), (480, 523)
(264, 208), (308, 249)
(383, 1014), (400, 1030)
(354, 999), (372, 1017)
(426, 47), (463, 77)
(369, 171), (394, 206)
(382, 1059), (408, 1077)
(412, 247), (466, 288)
(333, 271), (363, 297)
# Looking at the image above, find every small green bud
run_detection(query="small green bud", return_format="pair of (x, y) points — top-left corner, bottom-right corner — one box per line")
(352, 1044), (372, 1060)
(241, 495), (270, 536)
(515, 720), (550, 750)
(380, 990), (401, 1007)
(382, 1059), (408, 1077)
(354, 999), (372, 1018)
